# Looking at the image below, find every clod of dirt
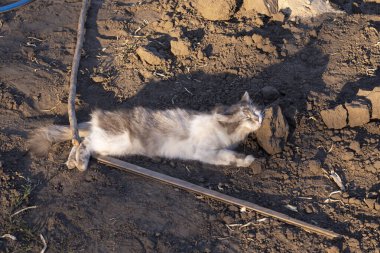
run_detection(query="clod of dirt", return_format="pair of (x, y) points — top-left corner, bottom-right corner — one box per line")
(222, 215), (234, 224)
(242, 0), (278, 16)
(261, 86), (280, 102)
(326, 246), (340, 253)
(357, 88), (380, 120)
(349, 141), (362, 154)
(278, 0), (341, 19)
(320, 105), (347, 129)
(250, 158), (264, 174)
(364, 198), (375, 209)
(256, 105), (289, 155)
(252, 34), (276, 53)
(271, 12), (285, 22)
(92, 75), (106, 83)
(345, 100), (370, 127)
(170, 40), (191, 57)
(194, 0), (237, 21)
(348, 197), (362, 206)
(136, 46), (164, 65)
(307, 160), (321, 175)
(342, 151), (354, 161)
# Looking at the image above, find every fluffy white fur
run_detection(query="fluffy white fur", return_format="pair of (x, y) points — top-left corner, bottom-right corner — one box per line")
(29, 92), (263, 171)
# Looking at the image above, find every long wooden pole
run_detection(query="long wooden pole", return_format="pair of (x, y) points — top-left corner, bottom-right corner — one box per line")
(68, 0), (90, 147)
(94, 154), (342, 239)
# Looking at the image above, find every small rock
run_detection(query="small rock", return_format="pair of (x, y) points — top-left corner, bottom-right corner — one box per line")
(345, 100), (370, 127)
(222, 215), (234, 224)
(256, 105), (289, 155)
(162, 21), (174, 31)
(139, 69), (154, 80)
(92, 75), (106, 83)
(243, 36), (253, 46)
(252, 34), (263, 45)
(348, 197), (362, 206)
(308, 30), (318, 38)
(342, 151), (354, 161)
(252, 34), (276, 54)
(195, 0), (236, 21)
(365, 165), (377, 173)
(358, 88), (380, 119)
(364, 198), (375, 209)
(346, 238), (360, 251)
(250, 159), (263, 175)
(325, 246), (340, 253)
(243, 0), (278, 16)
(228, 205), (239, 212)
(261, 86), (279, 102)
(261, 43), (277, 53)
(271, 12), (285, 22)
(320, 105), (347, 129)
(136, 46), (164, 65)
(373, 161), (380, 169)
(331, 136), (342, 142)
(349, 141), (361, 154)
(367, 90), (380, 119)
(308, 160), (321, 175)
(197, 50), (204, 60)
(285, 229), (294, 240)
(304, 205), (314, 214)
(375, 201), (380, 210)
(170, 39), (191, 56)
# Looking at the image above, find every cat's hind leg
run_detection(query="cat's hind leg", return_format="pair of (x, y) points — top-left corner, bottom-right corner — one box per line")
(197, 149), (255, 167)
(75, 137), (92, 171)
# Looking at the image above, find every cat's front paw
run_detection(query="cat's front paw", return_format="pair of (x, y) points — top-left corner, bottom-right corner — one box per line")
(66, 146), (78, 170)
(237, 155), (255, 167)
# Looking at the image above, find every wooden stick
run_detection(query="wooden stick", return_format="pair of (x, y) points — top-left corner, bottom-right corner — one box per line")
(10, 205), (37, 218)
(94, 155), (342, 239)
(68, 0), (90, 146)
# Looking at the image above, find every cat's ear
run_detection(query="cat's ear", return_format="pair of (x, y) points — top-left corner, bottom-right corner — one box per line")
(241, 91), (250, 103)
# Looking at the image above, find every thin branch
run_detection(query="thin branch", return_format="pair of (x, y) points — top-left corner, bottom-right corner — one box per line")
(40, 234), (47, 253)
(68, 0), (90, 146)
(10, 206), (37, 218)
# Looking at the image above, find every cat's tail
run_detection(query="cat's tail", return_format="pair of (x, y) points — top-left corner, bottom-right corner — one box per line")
(28, 122), (91, 156)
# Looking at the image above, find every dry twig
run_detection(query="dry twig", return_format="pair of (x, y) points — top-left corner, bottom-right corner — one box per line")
(40, 234), (47, 253)
(10, 205), (37, 218)
(1, 234), (16, 241)
(68, 0), (90, 147)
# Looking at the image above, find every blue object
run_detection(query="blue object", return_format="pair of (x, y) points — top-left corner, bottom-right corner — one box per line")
(0, 0), (35, 13)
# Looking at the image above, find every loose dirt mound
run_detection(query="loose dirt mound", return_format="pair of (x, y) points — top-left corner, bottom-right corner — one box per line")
(0, 0), (379, 252)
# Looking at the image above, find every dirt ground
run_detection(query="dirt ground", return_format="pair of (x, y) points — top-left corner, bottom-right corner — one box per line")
(0, 0), (379, 252)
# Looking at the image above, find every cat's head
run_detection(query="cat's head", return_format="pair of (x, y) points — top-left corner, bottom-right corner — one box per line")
(214, 91), (263, 133)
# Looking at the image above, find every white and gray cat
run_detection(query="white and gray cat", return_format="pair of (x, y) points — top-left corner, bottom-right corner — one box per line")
(29, 92), (263, 171)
